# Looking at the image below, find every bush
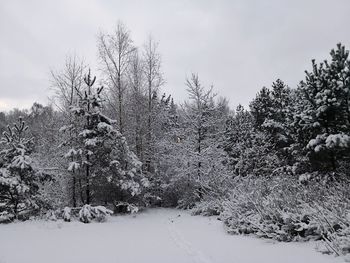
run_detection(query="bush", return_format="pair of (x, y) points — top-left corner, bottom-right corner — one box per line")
(215, 174), (350, 255)
(0, 211), (14, 223)
(114, 202), (139, 214)
(79, 205), (113, 223)
(63, 207), (71, 222)
(79, 205), (93, 223)
(44, 210), (58, 221)
(93, 206), (114, 222)
(192, 197), (224, 216)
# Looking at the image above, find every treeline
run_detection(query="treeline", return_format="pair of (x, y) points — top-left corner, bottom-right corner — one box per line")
(0, 23), (349, 255)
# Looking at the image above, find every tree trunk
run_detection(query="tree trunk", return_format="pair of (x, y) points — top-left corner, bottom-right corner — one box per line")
(118, 89), (123, 133)
(85, 165), (90, 204)
(146, 79), (152, 172)
(78, 178), (85, 204)
(72, 176), (76, 207)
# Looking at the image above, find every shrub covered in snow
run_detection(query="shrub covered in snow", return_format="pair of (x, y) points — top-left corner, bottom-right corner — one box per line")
(44, 210), (57, 221)
(191, 197), (224, 216)
(93, 206), (114, 222)
(79, 204), (113, 223)
(0, 211), (14, 223)
(114, 201), (139, 214)
(63, 207), (71, 222)
(79, 205), (93, 223)
(219, 174), (350, 255)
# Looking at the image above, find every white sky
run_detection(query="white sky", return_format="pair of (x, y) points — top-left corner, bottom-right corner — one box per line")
(1, 0), (350, 111)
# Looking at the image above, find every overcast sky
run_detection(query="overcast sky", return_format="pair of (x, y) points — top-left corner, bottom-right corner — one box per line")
(1, 0), (350, 111)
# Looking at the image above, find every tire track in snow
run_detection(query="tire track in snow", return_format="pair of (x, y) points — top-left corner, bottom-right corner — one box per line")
(165, 216), (213, 263)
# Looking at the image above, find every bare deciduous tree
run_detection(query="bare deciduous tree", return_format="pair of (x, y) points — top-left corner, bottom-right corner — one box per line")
(50, 55), (86, 112)
(126, 50), (146, 161)
(142, 35), (164, 172)
(98, 22), (135, 133)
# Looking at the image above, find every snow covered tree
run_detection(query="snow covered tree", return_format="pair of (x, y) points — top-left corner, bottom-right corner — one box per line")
(125, 50), (147, 162)
(250, 80), (294, 149)
(0, 112), (6, 135)
(248, 80), (298, 175)
(61, 70), (149, 206)
(26, 103), (67, 209)
(169, 74), (230, 207)
(296, 43), (350, 171)
(144, 93), (180, 206)
(50, 56), (87, 207)
(267, 80), (294, 147)
(98, 22), (135, 133)
(222, 105), (254, 174)
(222, 104), (281, 177)
(0, 118), (45, 221)
(250, 87), (273, 128)
(142, 35), (164, 174)
(50, 55), (86, 112)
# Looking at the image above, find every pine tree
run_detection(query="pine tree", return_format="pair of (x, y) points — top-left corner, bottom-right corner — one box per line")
(250, 80), (294, 148)
(296, 43), (350, 171)
(61, 70), (149, 206)
(223, 105), (254, 174)
(0, 118), (45, 221)
(250, 87), (273, 128)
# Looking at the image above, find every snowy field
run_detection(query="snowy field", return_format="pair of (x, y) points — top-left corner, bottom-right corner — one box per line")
(0, 209), (345, 263)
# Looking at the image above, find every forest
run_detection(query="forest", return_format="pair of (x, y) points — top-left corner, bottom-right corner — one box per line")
(0, 22), (349, 257)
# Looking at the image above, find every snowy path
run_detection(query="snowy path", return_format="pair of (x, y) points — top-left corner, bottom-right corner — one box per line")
(0, 209), (344, 263)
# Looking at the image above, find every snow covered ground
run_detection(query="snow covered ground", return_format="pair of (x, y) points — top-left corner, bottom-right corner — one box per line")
(0, 209), (345, 263)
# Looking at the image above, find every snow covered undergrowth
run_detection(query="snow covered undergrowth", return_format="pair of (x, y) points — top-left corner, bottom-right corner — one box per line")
(0, 209), (345, 263)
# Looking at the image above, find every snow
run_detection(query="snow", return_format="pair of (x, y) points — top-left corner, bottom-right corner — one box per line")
(67, 161), (80, 172)
(307, 133), (350, 152)
(79, 129), (94, 137)
(97, 122), (115, 133)
(325, 134), (350, 148)
(0, 209), (345, 263)
(84, 138), (98, 146)
(64, 148), (77, 158)
(11, 154), (31, 169)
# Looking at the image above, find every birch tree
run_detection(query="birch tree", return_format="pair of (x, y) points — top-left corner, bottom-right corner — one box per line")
(98, 22), (135, 133)
(142, 36), (164, 173)
(50, 55), (86, 112)
(126, 50), (146, 161)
